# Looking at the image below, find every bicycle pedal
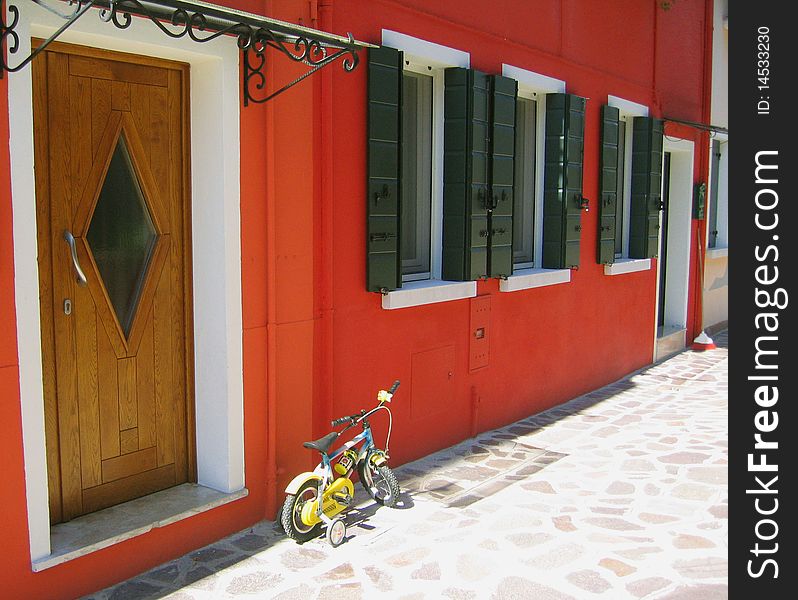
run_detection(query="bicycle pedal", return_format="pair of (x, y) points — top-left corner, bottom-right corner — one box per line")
(333, 493), (353, 506)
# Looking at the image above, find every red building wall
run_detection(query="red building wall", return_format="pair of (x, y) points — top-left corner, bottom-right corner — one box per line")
(0, 0), (712, 597)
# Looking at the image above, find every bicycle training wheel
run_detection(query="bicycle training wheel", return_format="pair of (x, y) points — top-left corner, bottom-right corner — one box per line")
(358, 461), (400, 507)
(281, 479), (323, 543)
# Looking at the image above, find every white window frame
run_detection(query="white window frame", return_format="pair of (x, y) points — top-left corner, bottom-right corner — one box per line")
(399, 64), (436, 282)
(499, 64), (571, 293)
(706, 133), (728, 257)
(603, 95), (652, 276)
(380, 30), (476, 309)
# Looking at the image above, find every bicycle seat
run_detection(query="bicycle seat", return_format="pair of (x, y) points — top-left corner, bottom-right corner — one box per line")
(303, 432), (338, 454)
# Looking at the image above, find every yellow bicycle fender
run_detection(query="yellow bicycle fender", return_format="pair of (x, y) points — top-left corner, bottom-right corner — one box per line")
(285, 472), (321, 495)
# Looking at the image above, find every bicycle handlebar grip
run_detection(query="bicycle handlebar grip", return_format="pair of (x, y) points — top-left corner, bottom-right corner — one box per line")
(388, 380), (401, 394)
(331, 416), (350, 427)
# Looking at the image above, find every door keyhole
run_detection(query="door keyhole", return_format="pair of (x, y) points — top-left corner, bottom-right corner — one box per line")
(63, 299), (72, 316)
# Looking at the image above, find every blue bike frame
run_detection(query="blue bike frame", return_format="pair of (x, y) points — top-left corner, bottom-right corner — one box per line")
(314, 426), (375, 482)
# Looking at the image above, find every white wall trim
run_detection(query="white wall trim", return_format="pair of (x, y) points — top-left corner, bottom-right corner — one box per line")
(383, 30), (470, 282)
(381, 29), (470, 68)
(653, 137), (695, 358)
(382, 280), (476, 310)
(499, 268), (570, 292)
(9, 4), (244, 562)
(501, 64), (564, 270)
(501, 64), (565, 95)
(604, 258), (652, 276)
(607, 95), (649, 118)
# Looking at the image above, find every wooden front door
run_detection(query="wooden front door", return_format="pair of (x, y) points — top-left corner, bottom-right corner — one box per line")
(32, 42), (195, 523)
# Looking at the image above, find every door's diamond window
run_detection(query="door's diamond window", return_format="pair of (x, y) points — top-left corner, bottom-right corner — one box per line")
(87, 135), (157, 337)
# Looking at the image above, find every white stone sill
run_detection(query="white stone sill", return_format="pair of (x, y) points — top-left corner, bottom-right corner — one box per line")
(499, 268), (571, 292)
(706, 247), (728, 259)
(32, 484), (248, 572)
(604, 258), (652, 276)
(382, 279), (477, 310)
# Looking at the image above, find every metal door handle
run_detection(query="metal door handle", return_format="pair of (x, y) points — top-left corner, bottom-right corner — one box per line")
(63, 230), (87, 287)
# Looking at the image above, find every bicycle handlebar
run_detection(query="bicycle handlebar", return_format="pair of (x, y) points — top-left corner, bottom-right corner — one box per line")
(331, 415), (356, 427)
(330, 380), (401, 427)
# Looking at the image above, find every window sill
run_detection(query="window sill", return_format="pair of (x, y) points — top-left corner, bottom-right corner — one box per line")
(32, 484), (248, 571)
(706, 247), (728, 259)
(499, 268), (571, 292)
(382, 279), (477, 310)
(604, 258), (652, 276)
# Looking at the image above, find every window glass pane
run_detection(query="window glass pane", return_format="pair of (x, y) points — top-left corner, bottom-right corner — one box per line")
(615, 119), (626, 256)
(87, 136), (157, 336)
(513, 96), (536, 266)
(708, 139), (721, 248)
(401, 72), (433, 277)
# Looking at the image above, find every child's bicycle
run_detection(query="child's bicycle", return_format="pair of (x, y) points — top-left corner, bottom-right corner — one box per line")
(280, 380), (402, 547)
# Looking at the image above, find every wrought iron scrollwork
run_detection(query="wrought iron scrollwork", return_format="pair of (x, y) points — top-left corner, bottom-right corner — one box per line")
(243, 30), (359, 105)
(2, 0), (97, 77)
(1, 0), (367, 104)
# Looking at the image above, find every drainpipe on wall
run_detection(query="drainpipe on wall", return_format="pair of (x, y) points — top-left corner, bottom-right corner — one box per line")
(691, 0), (717, 351)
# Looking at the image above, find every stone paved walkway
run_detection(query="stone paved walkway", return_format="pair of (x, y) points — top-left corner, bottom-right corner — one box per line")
(87, 331), (728, 600)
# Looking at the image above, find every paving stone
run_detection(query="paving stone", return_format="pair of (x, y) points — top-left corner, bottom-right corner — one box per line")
(230, 534), (270, 552)
(147, 563), (180, 583)
(386, 547), (430, 567)
(190, 547), (233, 563)
(456, 554), (492, 582)
(658, 452), (711, 465)
(657, 584), (729, 599)
(317, 583), (363, 600)
(528, 543), (585, 569)
(553, 516), (577, 532)
(280, 547), (327, 570)
(622, 459), (657, 471)
(225, 571), (283, 594)
(442, 588), (478, 600)
(523, 481), (555, 494)
(107, 581), (164, 600)
(639, 512), (680, 524)
(183, 567), (215, 588)
(671, 483), (716, 501)
(315, 562), (356, 581)
(673, 557), (728, 579)
(687, 466), (727, 484)
(566, 569), (612, 594)
(625, 576), (672, 597)
(673, 534), (715, 549)
(598, 558), (637, 577)
(411, 561), (441, 580)
(363, 566), (393, 592)
(272, 584), (316, 600)
(506, 532), (553, 548)
(606, 481), (635, 495)
(491, 577), (576, 600)
(584, 517), (644, 531)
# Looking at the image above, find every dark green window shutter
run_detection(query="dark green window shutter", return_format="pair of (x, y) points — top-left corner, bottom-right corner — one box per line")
(542, 93), (587, 269)
(366, 46), (403, 292)
(629, 117), (664, 259)
(488, 75), (517, 278)
(442, 68), (490, 281)
(597, 105), (620, 264)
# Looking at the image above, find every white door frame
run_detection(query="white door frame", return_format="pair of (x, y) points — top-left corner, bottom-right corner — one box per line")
(653, 137), (695, 358)
(8, 4), (244, 562)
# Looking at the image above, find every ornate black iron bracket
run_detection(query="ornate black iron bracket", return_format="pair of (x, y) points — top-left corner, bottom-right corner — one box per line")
(1, 0), (372, 104)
